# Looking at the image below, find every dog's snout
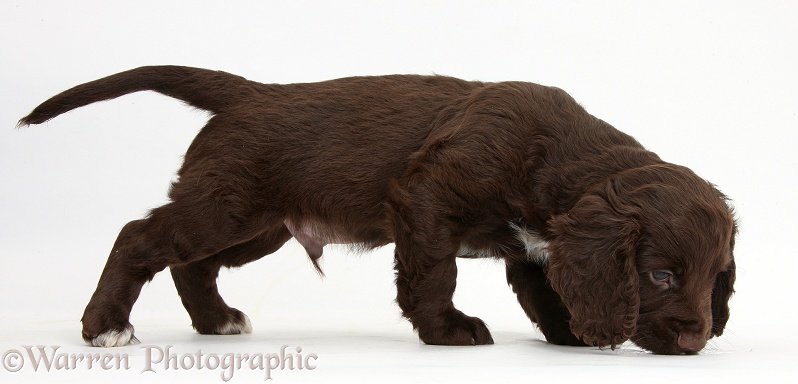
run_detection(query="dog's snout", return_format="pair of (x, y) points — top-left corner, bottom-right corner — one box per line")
(677, 332), (707, 353)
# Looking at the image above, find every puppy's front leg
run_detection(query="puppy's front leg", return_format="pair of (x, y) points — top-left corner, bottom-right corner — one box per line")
(505, 259), (586, 346)
(394, 248), (493, 345)
(389, 189), (493, 346)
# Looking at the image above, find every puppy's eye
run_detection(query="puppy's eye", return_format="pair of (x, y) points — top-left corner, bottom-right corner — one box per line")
(649, 270), (674, 289)
(651, 270), (672, 281)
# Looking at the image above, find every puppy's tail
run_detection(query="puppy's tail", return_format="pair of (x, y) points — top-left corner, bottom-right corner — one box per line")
(19, 65), (257, 126)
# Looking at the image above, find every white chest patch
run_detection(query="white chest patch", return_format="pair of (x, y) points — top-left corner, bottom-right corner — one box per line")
(509, 222), (550, 264)
(456, 222), (550, 263)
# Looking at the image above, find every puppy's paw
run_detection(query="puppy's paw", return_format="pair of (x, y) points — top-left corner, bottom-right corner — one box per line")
(417, 309), (494, 346)
(84, 324), (140, 348)
(213, 310), (252, 335)
(543, 330), (589, 346)
(538, 321), (589, 346)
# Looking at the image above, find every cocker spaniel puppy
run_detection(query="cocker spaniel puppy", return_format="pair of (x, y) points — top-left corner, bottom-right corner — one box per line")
(20, 66), (736, 355)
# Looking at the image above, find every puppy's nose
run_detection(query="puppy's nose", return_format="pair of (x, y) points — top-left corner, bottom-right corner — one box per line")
(677, 332), (707, 353)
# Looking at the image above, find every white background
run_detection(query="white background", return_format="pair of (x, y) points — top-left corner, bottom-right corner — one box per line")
(1, 1), (797, 383)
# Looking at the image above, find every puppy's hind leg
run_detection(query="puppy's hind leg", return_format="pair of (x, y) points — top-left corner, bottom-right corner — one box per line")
(81, 218), (154, 347)
(170, 226), (292, 335)
(81, 198), (268, 347)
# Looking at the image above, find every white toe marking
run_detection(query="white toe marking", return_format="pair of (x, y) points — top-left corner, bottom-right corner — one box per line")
(215, 313), (253, 335)
(89, 325), (139, 348)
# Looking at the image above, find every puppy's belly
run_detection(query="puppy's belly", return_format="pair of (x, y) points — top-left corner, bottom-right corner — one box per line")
(285, 217), (550, 265)
(284, 219), (336, 258)
(283, 218), (383, 256)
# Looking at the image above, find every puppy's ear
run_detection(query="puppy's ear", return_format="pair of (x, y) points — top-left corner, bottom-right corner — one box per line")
(547, 182), (641, 349)
(711, 223), (737, 337)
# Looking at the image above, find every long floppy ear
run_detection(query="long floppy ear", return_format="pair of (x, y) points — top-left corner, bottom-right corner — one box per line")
(711, 223), (737, 337)
(547, 183), (641, 349)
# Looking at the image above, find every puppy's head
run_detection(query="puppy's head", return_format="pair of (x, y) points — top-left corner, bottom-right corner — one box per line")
(547, 164), (736, 355)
